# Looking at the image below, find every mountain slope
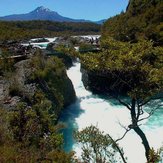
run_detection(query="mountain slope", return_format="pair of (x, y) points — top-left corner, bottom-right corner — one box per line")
(102, 0), (163, 45)
(0, 6), (89, 22)
(95, 19), (107, 24)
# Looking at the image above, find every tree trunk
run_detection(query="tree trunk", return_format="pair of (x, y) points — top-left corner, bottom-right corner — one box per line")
(131, 98), (150, 161)
(133, 126), (150, 161)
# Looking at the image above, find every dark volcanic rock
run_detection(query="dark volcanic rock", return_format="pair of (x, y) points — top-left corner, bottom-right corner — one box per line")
(81, 66), (130, 96)
(0, 77), (10, 102)
(61, 74), (76, 107)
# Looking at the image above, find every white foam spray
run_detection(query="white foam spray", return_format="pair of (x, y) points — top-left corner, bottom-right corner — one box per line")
(62, 62), (163, 163)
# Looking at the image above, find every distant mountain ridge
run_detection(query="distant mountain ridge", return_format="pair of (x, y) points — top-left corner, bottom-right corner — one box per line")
(95, 19), (107, 24)
(0, 6), (105, 24)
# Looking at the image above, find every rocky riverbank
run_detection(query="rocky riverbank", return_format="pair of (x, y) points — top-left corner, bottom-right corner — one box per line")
(0, 51), (76, 119)
(81, 65), (131, 96)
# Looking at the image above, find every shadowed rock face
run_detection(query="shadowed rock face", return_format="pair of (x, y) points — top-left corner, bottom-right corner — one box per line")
(81, 67), (113, 94)
(81, 66), (134, 96)
(0, 78), (10, 102)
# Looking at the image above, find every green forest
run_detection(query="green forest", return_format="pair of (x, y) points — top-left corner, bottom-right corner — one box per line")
(0, 50), (77, 162)
(78, 0), (163, 162)
(0, 20), (100, 41)
(102, 0), (163, 45)
(0, 0), (163, 162)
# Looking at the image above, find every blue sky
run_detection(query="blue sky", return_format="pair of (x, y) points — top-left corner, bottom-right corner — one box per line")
(0, 0), (129, 21)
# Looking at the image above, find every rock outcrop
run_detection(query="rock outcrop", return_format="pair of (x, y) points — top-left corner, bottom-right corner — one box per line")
(0, 57), (76, 117)
(81, 66), (130, 96)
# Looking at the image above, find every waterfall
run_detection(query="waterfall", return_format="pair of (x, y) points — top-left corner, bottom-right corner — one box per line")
(59, 62), (163, 163)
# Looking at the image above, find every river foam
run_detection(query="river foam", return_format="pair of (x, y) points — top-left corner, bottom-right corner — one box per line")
(60, 62), (163, 163)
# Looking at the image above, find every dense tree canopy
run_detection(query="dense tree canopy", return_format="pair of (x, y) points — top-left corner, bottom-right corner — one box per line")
(0, 20), (100, 41)
(74, 125), (127, 163)
(102, 0), (163, 45)
(76, 4), (163, 161)
(79, 32), (163, 161)
(80, 38), (163, 98)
